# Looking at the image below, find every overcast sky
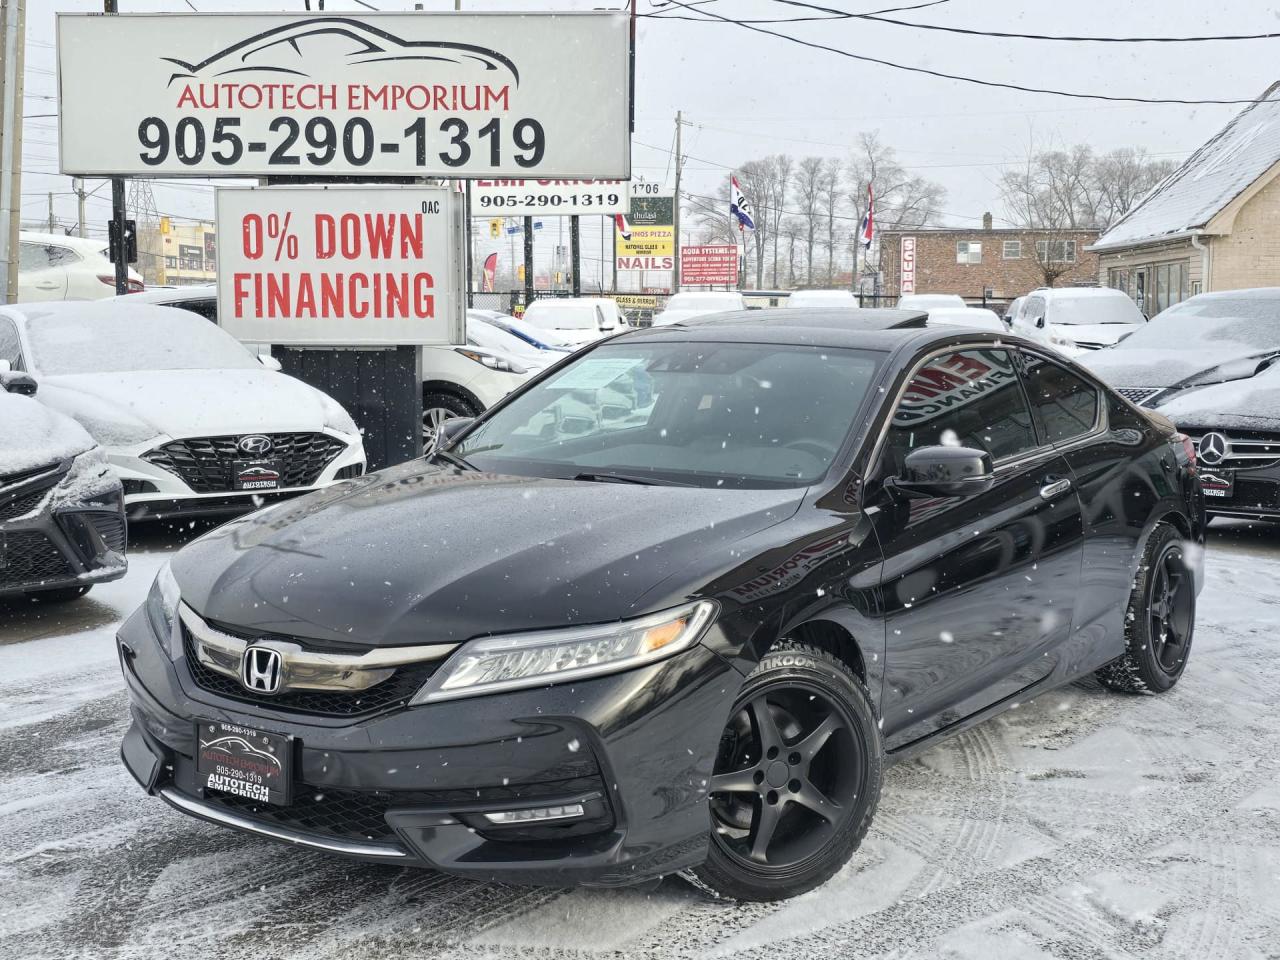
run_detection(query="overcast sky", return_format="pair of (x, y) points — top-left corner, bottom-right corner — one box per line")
(17, 0), (1277, 285)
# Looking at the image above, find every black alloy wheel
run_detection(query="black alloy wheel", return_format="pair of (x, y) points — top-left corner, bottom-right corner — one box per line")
(1097, 522), (1195, 693)
(691, 641), (882, 901)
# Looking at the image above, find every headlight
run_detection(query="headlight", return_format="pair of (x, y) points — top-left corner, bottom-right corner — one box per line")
(1048, 330), (1077, 351)
(411, 600), (717, 704)
(456, 347), (528, 375)
(145, 561), (182, 655)
(319, 392), (359, 437)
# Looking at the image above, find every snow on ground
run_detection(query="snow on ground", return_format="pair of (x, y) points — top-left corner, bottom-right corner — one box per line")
(1, 522), (1279, 959)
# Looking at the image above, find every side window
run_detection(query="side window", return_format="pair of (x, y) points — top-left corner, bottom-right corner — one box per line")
(17, 242), (48, 272)
(1021, 352), (1102, 444)
(0, 317), (22, 368)
(44, 244), (79, 266)
(884, 348), (1038, 468)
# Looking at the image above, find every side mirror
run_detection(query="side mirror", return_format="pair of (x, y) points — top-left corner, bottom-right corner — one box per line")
(1034, 316), (1046, 329)
(889, 445), (994, 499)
(0, 358), (9, 372)
(258, 354), (283, 372)
(0, 370), (38, 396)
(437, 416), (475, 448)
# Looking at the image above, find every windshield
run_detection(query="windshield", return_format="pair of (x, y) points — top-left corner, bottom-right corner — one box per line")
(525, 303), (602, 331)
(1115, 301), (1280, 353)
(1047, 295), (1144, 326)
(454, 341), (882, 488)
(26, 309), (261, 375)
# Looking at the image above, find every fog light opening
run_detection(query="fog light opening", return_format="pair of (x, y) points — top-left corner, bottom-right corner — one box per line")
(482, 803), (586, 825)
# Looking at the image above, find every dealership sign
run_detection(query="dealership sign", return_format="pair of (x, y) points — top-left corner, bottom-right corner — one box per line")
(899, 236), (916, 296)
(681, 244), (739, 285)
(215, 185), (464, 346)
(472, 180), (629, 216)
(57, 12), (630, 178)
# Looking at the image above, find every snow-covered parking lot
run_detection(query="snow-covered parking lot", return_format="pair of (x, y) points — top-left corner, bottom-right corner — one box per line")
(1, 521), (1278, 960)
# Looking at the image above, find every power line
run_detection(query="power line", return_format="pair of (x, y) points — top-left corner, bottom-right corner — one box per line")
(766, 0), (1280, 42)
(653, 0), (1272, 105)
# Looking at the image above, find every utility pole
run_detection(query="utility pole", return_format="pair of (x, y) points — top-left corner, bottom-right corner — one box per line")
(105, 0), (129, 295)
(47, 192), (55, 233)
(0, 0), (26, 304)
(73, 178), (87, 238)
(570, 215), (581, 297)
(523, 215), (534, 306)
(672, 110), (683, 292)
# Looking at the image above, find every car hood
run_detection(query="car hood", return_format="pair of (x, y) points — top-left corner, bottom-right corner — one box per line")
(1082, 347), (1280, 397)
(0, 393), (94, 474)
(542, 327), (609, 346)
(1052, 323), (1138, 346)
(173, 459), (805, 647)
(1153, 363), (1280, 431)
(37, 369), (331, 442)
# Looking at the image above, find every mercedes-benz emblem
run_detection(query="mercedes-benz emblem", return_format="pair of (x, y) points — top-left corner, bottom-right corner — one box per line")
(1198, 432), (1230, 466)
(238, 435), (274, 456)
(241, 646), (283, 694)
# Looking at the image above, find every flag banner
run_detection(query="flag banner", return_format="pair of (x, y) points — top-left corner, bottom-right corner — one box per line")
(859, 184), (875, 249)
(482, 252), (498, 292)
(730, 175), (755, 232)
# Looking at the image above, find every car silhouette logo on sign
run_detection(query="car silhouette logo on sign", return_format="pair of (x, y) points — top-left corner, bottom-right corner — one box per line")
(238, 435), (273, 456)
(1198, 432), (1230, 466)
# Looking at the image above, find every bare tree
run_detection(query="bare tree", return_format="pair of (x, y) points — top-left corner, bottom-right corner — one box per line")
(769, 154), (793, 287)
(1094, 148), (1178, 228)
(820, 158), (844, 284)
(793, 156), (825, 285)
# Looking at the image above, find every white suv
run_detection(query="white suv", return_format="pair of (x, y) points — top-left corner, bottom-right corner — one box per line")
(1010, 287), (1145, 356)
(18, 231), (143, 301)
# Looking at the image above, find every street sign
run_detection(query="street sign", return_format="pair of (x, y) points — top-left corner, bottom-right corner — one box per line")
(681, 244), (739, 285)
(616, 192), (674, 272)
(57, 12), (630, 178)
(215, 185), (464, 346)
(472, 179), (630, 216)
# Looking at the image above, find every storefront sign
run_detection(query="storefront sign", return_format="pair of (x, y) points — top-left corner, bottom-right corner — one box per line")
(900, 236), (916, 296)
(681, 244), (739, 285)
(58, 12), (630, 178)
(215, 185), (464, 346)
(472, 179), (629, 216)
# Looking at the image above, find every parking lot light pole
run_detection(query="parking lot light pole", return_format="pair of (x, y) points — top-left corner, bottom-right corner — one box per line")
(0, 0), (25, 304)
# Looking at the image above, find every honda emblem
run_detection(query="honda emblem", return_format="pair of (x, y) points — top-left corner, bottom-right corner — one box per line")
(241, 646), (283, 694)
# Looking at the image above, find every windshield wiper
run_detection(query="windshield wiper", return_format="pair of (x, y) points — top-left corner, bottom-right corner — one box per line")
(572, 471), (692, 487)
(429, 448), (478, 471)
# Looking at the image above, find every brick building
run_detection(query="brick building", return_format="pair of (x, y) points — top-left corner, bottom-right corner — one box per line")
(1090, 82), (1280, 317)
(878, 217), (1100, 302)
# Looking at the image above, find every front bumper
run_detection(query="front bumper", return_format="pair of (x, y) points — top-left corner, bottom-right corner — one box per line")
(117, 605), (738, 887)
(0, 473), (127, 598)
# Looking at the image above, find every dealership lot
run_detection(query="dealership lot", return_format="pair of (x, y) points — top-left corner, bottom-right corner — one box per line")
(1, 520), (1277, 960)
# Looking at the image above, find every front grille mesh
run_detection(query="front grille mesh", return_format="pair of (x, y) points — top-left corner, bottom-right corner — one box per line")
(0, 488), (50, 522)
(201, 775), (608, 843)
(1225, 479), (1280, 511)
(1116, 387), (1162, 406)
(143, 433), (346, 494)
(0, 530), (74, 586)
(181, 625), (438, 718)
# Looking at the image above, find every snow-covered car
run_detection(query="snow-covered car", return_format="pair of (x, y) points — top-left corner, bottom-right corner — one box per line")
(786, 289), (858, 309)
(926, 307), (1007, 332)
(18, 232), (144, 301)
(520, 297), (622, 346)
(0, 302), (366, 521)
(1079, 288), (1280, 519)
(468, 309), (574, 353)
(652, 291), (746, 326)
(467, 314), (558, 373)
(1003, 296), (1025, 324)
(898, 293), (966, 311)
(123, 283), (217, 320)
(0, 378), (126, 602)
(1010, 287), (1146, 356)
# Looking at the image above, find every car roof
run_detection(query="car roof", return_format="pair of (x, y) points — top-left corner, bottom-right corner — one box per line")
(614, 307), (947, 349)
(1033, 287), (1122, 299)
(18, 231), (108, 254)
(1185, 287), (1280, 300)
(124, 284), (217, 304)
(0, 299), (187, 325)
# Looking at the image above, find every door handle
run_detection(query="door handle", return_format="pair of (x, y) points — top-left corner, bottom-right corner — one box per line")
(1040, 477), (1072, 500)
(34, 281), (59, 289)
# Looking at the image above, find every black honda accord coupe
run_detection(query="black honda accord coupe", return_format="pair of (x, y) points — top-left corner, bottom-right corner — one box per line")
(117, 310), (1205, 901)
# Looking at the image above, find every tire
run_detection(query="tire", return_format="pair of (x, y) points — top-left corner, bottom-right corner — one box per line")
(28, 585), (92, 603)
(1096, 522), (1195, 694)
(689, 640), (883, 902)
(422, 391), (480, 452)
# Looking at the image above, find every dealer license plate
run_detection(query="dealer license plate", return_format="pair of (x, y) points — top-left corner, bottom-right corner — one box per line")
(195, 720), (293, 805)
(232, 460), (283, 492)
(1200, 470), (1234, 499)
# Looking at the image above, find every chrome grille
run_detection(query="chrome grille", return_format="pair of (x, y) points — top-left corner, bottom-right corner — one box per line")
(142, 433), (346, 494)
(1188, 431), (1280, 469)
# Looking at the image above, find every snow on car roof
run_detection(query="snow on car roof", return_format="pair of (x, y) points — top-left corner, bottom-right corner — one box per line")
(1093, 81), (1280, 251)
(0, 393), (94, 475)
